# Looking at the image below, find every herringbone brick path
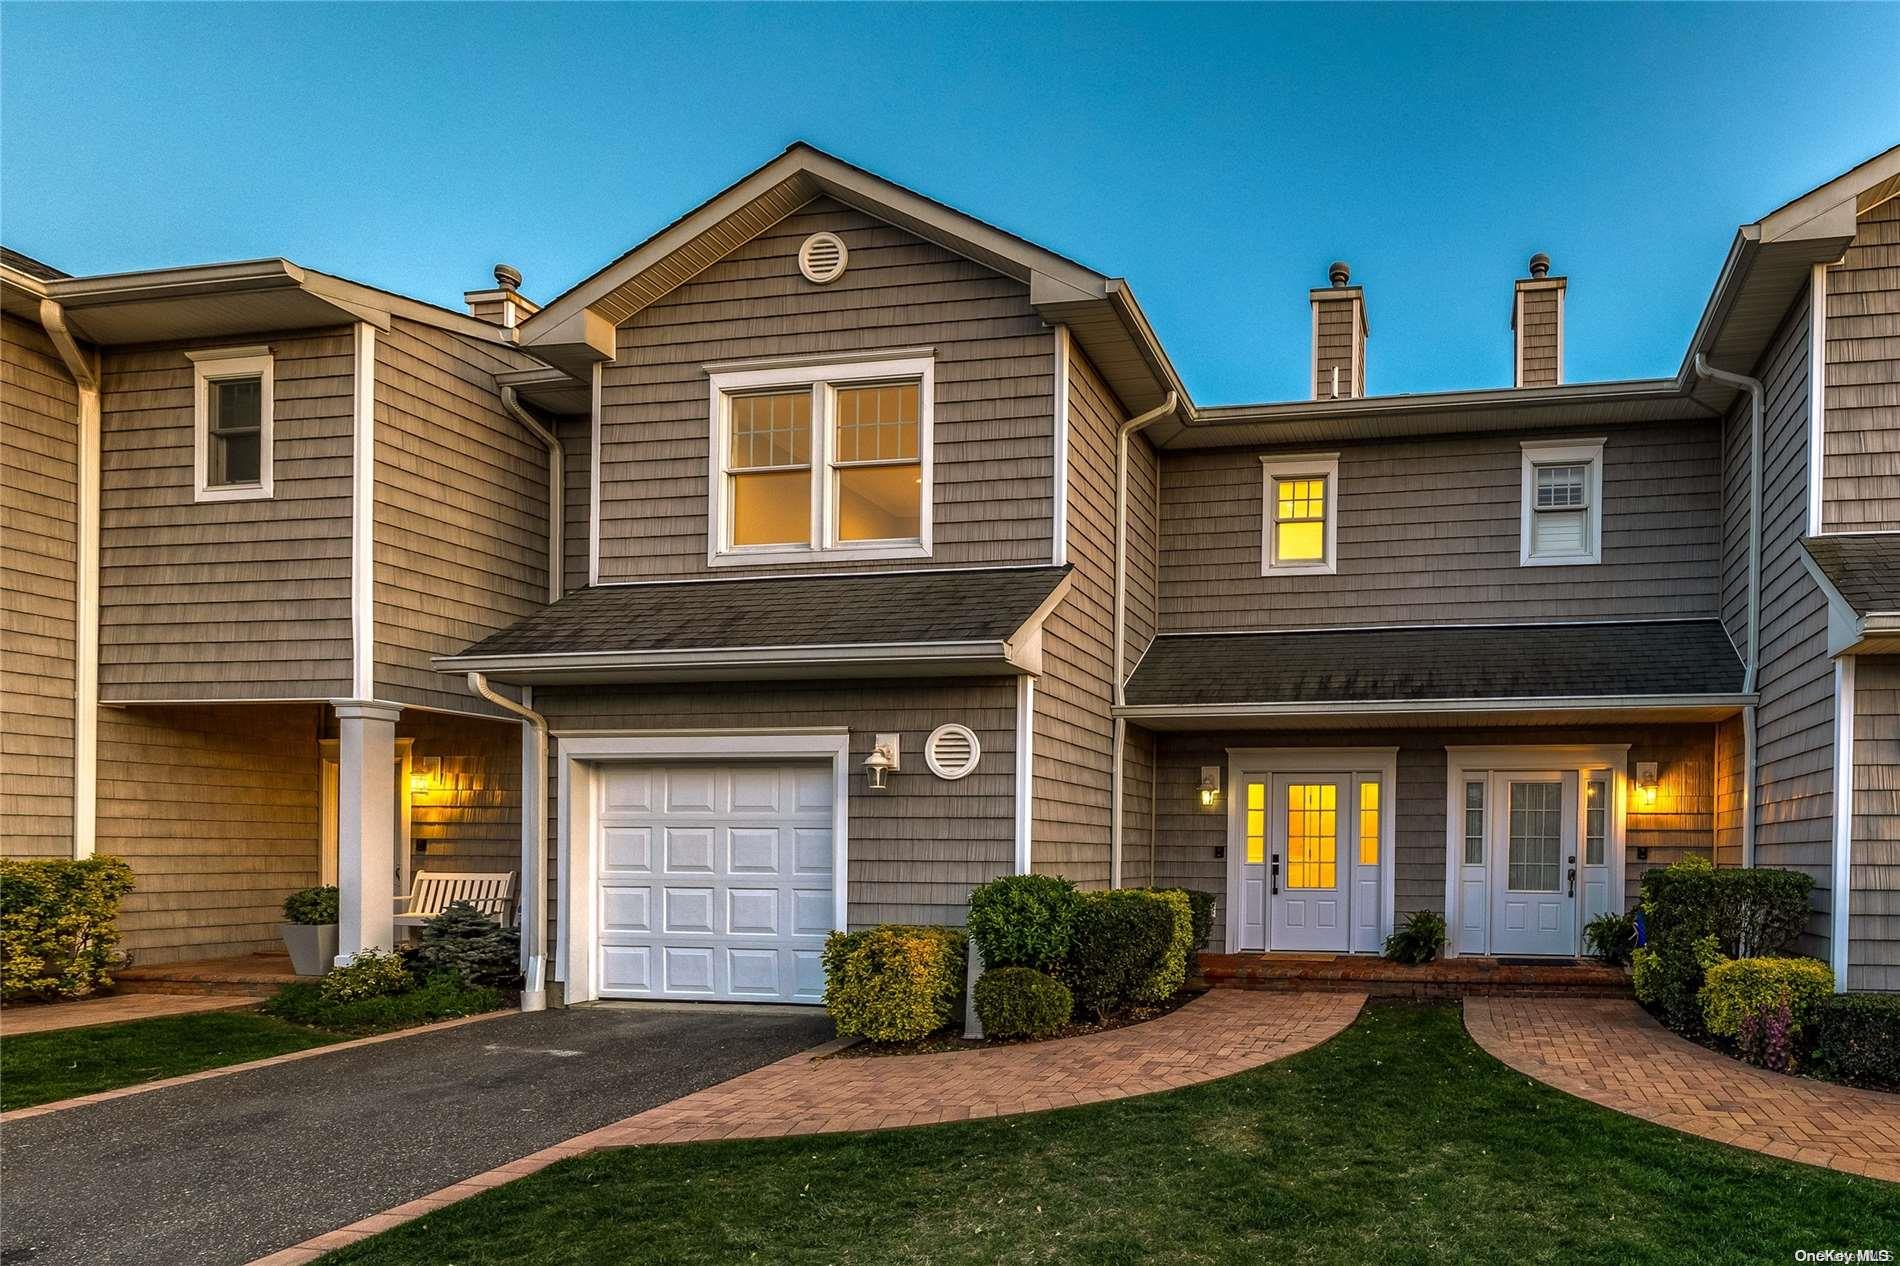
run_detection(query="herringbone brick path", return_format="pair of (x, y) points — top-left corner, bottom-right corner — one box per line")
(251, 990), (1363, 1264)
(1466, 997), (1900, 1183)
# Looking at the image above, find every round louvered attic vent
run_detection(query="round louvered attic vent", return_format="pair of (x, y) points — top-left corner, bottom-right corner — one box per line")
(798, 232), (848, 284)
(925, 723), (981, 780)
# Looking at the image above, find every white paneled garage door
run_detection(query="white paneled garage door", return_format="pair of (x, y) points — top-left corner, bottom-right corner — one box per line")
(595, 761), (836, 1004)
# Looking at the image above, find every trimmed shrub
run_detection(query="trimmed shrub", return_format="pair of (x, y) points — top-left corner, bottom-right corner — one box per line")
(1632, 933), (1722, 1034)
(1132, 889), (1193, 1004)
(974, 967), (1071, 1039)
(1583, 911), (1638, 966)
(965, 874), (1082, 973)
(1382, 910), (1447, 966)
(822, 924), (966, 1042)
(1699, 955), (1834, 1039)
(1, 856), (136, 1002)
(1810, 993), (1900, 1090)
(1179, 889), (1218, 953)
(1640, 856), (1812, 958)
(320, 949), (413, 1004)
(282, 885), (339, 925)
(264, 971), (502, 1035)
(1065, 890), (1175, 1021)
(400, 901), (521, 988)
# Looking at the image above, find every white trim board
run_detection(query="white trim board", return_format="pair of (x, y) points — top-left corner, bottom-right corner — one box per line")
(350, 324), (377, 697)
(588, 361), (603, 587)
(1807, 263), (1829, 538)
(552, 730), (851, 1004)
(1052, 325), (1071, 567)
(1015, 675), (1035, 874)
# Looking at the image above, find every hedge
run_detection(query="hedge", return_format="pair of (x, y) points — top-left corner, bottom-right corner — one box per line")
(965, 874), (1081, 973)
(263, 972), (502, 1035)
(822, 924), (966, 1041)
(974, 966), (1071, 1039)
(1132, 889), (1193, 1004)
(1, 856), (136, 1002)
(1698, 956), (1834, 1039)
(1639, 856), (1812, 958)
(1810, 993), (1900, 1090)
(1632, 933), (1722, 1034)
(1066, 889), (1175, 1021)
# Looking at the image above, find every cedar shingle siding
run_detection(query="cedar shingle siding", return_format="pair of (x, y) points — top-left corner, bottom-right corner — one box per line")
(2, 313), (80, 856)
(97, 330), (357, 701)
(1851, 655), (1900, 990)
(1516, 286), (1562, 387)
(596, 198), (1056, 580)
(1823, 196), (1900, 532)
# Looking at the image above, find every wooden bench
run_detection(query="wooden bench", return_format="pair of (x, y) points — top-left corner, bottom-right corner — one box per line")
(393, 870), (518, 930)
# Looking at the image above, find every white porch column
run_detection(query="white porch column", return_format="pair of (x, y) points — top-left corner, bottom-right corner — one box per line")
(334, 699), (402, 963)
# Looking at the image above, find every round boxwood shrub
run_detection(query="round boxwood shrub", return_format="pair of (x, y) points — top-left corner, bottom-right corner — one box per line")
(1065, 889), (1175, 1021)
(965, 873), (1082, 973)
(974, 966), (1071, 1040)
(1131, 888), (1193, 1004)
(821, 924), (966, 1041)
(1699, 955), (1834, 1039)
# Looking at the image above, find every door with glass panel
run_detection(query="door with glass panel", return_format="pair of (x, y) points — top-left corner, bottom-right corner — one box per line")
(1269, 775), (1353, 953)
(1488, 771), (1578, 956)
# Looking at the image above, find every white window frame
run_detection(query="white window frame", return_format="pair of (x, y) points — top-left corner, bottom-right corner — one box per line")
(705, 352), (934, 567)
(1519, 437), (1604, 566)
(186, 346), (274, 502)
(1259, 453), (1340, 576)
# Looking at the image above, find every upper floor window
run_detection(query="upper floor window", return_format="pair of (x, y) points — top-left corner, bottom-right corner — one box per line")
(707, 352), (933, 566)
(1259, 453), (1339, 576)
(186, 346), (274, 502)
(1519, 437), (1603, 566)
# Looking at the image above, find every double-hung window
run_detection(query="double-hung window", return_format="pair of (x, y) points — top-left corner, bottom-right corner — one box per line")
(708, 353), (932, 565)
(1519, 437), (1603, 565)
(186, 346), (274, 502)
(1259, 453), (1339, 576)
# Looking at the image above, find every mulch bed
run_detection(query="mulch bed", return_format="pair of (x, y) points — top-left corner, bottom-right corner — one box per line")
(828, 989), (1204, 1059)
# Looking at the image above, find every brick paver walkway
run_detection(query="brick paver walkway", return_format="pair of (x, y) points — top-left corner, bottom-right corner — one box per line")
(252, 990), (1364, 1264)
(1, 993), (258, 1037)
(1466, 997), (1900, 1183)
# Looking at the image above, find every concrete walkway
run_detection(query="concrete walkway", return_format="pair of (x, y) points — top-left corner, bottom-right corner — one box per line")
(1, 993), (258, 1036)
(254, 990), (1365, 1264)
(1466, 997), (1900, 1183)
(1, 1004), (833, 1266)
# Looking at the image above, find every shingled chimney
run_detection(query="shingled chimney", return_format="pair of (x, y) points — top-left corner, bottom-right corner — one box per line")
(1512, 252), (1565, 387)
(1311, 261), (1367, 399)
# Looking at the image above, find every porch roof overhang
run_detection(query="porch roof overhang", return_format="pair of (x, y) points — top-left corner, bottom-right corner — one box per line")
(1118, 619), (1751, 730)
(435, 564), (1073, 686)
(1800, 533), (1900, 657)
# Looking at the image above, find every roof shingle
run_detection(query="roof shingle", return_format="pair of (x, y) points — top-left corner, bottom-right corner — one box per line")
(451, 565), (1070, 661)
(1122, 620), (1744, 707)
(1802, 534), (1900, 616)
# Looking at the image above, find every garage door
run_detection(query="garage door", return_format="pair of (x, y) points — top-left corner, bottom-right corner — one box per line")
(596, 761), (836, 1003)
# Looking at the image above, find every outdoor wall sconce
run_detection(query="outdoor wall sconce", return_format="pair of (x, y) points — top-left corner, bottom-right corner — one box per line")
(1636, 761), (1659, 809)
(1199, 765), (1221, 807)
(864, 734), (901, 790)
(409, 756), (441, 795)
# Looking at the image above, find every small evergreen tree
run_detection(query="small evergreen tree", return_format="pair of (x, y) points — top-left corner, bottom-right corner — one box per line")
(401, 901), (521, 988)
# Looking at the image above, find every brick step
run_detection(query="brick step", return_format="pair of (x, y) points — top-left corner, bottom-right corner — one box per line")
(114, 954), (305, 998)
(1194, 952), (1633, 999)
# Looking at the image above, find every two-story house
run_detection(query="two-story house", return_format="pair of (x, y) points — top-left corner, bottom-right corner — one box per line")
(4, 141), (1896, 1006)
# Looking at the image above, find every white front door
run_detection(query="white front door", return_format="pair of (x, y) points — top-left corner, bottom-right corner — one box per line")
(1489, 772), (1578, 957)
(595, 761), (835, 1003)
(1269, 775), (1352, 953)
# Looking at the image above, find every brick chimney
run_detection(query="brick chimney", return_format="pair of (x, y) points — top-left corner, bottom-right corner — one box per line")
(1512, 252), (1565, 387)
(464, 263), (540, 329)
(1310, 261), (1367, 399)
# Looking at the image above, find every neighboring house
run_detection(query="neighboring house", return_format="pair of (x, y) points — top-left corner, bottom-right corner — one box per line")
(3, 142), (1896, 1004)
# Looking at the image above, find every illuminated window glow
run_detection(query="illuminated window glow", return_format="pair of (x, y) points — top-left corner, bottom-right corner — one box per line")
(1285, 782), (1338, 890)
(1585, 777), (1608, 866)
(1358, 780), (1380, 865)
(1245, 781), (1265, 865)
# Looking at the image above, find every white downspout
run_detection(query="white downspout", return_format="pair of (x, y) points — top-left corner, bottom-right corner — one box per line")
(499, 386), (564, 603)
(1109, 391), (1179, 888)
(39, 299), (100, 860)
(1694, 354), (1762, 867)
(467, 671), (549, 1012)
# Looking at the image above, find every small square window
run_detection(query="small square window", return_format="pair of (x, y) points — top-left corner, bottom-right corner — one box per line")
(186, 347), (274, 502)
(1520, 439), (1603, 565)
(1260, 454), (1339, 576)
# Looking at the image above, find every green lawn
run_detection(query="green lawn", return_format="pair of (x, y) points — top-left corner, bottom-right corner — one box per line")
(0, 1009), (341, 1110)
(320, 1002), (1899, 1266)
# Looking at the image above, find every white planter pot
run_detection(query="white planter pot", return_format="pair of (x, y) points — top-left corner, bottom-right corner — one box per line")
(279, 923), (339, 977)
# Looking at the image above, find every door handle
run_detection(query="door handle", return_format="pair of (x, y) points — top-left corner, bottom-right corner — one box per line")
(1567, 867), (1577, 898)
(1271, 854), (1281, 896)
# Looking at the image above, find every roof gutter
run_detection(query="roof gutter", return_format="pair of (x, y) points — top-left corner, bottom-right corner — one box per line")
(499, 386), (564, 603)
(1110, 390), (1179, 887)
(466, 673), (548, 1013)
(1694, 353), (1763, 868)
(1116, 693), (1758, 721)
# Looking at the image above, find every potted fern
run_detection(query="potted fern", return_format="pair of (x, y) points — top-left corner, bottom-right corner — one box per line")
(279, 885), (339, 976)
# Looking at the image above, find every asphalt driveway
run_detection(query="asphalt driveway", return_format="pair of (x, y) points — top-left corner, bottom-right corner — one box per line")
(0, 1004), (833, 1266)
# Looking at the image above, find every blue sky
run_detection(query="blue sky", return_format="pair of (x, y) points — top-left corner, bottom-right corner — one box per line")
(3, 3), (1894, 402)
